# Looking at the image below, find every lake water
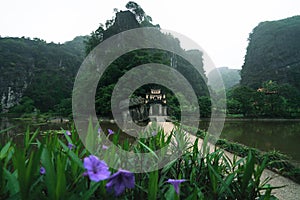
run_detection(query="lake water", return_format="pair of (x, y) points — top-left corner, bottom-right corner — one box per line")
(199, 119), (300, 165)
(1, 116), (299, 165)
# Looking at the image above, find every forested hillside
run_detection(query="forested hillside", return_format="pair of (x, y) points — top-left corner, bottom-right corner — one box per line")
(0, 1), (209, 119)
(0, 36), (87, 114)
(84, 1), (209, 119)
(241, 15), (300, 91)
(227, 16), (300, 118)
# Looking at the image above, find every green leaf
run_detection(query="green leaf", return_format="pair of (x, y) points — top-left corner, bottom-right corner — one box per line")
(85, 118), (97, 153)
(242, 151), (255, 193)
(28, 129), (40, 146)
(12, 148), (26, 199)
(207, 163), (217, 193)
(56, 155), (67, 199)
(0, 141), (11, 160)
(255, 156), (268, 183)
(138, 140), (158, 159)
(220, 173), (235, 194)
(162, 159), (177, 173)
(3, 169), (20, 196)
(81, 181), (102, 200)
(25, 149), (42, 194)
(24, 127), (30, 149)
(62, 128), (73, 145)
(0, 126), (15, 135)
(41, 147), (56, 200)
(148, 170), (158, 200)
(208, 163), (235, 197)
(58, 139), (84, 168)
(164, 185), (176, 200)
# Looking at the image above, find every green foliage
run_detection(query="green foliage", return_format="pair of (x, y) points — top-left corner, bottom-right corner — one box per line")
(9, 96), (35, 114)
(85, 2), (159, 56)
(2, 1), (209, 120)
(126, 1), (146, 22)
(0, 36), (86, 114)
(241, 15), (300, 92)
(166, 93), (181, 120)
(0, 124), (281, 199)
(227, 80), (300, 118)
(216, 138), (300, 184)
(198, 96), (212, 118)
(54, 98), (72, 117)
(227, 86), (256, 117)
(148, 170), (159, 200)
(85, 3), (209, 119)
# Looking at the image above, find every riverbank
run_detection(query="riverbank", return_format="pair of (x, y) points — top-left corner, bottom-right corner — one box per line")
(1, 121), (280, 199)
(199, 117), (300, 121)
(155, 122), (300, 200)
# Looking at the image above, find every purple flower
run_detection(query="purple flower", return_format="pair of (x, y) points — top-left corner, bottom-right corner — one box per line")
(82, 171), (88, 177)
(66, 130), (71, 136)
(102, 145), (108, 150)
(108, 129), (114, 136)
(98, 128), (102, 134)
(83, 155), (111, 182)
(68, 142), (75, 150)
(40, 167), (46, 175)
(106, 169), (135, 196)
(152, 131), (157, 136)
(167, 179), (186, 194)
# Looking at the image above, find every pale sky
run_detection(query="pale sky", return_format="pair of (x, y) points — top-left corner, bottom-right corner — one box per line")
(0, 0), (299, 69)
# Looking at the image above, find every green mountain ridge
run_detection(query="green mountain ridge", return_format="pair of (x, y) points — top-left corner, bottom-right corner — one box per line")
(1, 3), (299, 119)
(0, 36), (87, 113)
(0, 2), (209, 119)
(241, 15), (300, 91)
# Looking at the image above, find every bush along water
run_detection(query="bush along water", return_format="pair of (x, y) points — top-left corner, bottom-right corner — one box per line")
(0, 124), (280, 199)
(190, 126), (300, 185)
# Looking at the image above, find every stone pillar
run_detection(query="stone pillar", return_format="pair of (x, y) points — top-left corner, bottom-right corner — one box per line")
(163, 107), (167, 116)
(149, 105), (153, 115)
(159, 104), (162, 115)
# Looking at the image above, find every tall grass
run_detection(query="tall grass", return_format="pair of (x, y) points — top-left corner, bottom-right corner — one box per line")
(0, 124), (280, 199)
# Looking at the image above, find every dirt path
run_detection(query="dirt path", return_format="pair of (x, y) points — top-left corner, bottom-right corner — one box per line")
(153, 122), (300, 200)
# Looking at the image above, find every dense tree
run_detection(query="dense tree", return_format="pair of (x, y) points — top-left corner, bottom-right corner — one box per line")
(84, 2), (209, 120)
(198, 96), (211, 118)
(227, 80), (300, 118)
(9, 96), (35, 114)
(241, 15), (300, 92)
(238, 15), (300, 118)
(227, 86), (256, 117)
(0, 36), (86, 114)
(125, 1), (146, 22)
(258, 81), (287, 117)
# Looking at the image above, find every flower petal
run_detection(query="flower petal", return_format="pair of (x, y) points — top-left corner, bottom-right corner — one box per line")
(122, 173), (135, 188)
(167, 179), (186, 194)
(40, 167), (46, 175)
(105, 169), (135, 196)
(114, 182), (126, 196)
(88, 170), (110, 182)
(66, 130), (71, 136)
(108, 129), (114, 135)
(83, 157), (93, 170)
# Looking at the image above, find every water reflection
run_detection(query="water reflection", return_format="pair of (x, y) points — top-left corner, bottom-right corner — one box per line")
(1, 116), (300, 165)
(0, 116), (70, 146)
(199, 119), (300, 164)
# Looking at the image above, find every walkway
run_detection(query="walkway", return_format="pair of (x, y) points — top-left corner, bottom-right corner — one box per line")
(153, 122), (300, 200)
